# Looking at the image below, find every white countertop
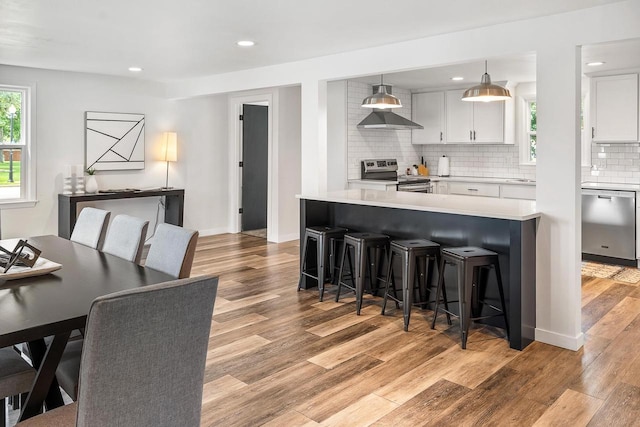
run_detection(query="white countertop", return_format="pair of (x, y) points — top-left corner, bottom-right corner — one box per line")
(298, 189), (540, 221)
(582, 181), (640, 192)
(348, 176), (536, 186)
(430, 176), (536, 186)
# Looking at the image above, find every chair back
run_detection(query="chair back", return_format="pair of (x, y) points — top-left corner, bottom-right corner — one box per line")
(70, 207), (111, 250)
(145, 223), (198, 279)
(102, 215), (149, 263)
(76, 275), (218, 427)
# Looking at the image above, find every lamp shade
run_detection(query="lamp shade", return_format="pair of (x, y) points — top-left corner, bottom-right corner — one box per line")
(164, 132), (177, 162)
(461, 61), (511, 102)
(361, 75), (402, 109)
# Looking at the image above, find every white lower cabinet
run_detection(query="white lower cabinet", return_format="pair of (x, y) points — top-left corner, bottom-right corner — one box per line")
(435, 182), (448, 194)
(448, 182), (500, 197)
(500, 184), (536, 200)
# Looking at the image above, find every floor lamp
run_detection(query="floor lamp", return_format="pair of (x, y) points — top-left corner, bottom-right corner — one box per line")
(162, 132), (177, 189)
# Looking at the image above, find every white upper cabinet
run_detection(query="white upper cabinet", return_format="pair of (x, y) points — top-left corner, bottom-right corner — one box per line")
(412, 92), (445, 144)
(446, 89), (505, 144)
(472, 100), (505, 143)
(412, 88), (510, 145)
(591, 74), (639, 143)
(445, 90), (474, 143)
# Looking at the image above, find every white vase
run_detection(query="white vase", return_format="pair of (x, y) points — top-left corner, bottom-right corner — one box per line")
(85, 175), (98, 194)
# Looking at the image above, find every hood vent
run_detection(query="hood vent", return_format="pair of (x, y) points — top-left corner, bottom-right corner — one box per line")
(357, 84), (423, 130)
(357, 110), (424, 130)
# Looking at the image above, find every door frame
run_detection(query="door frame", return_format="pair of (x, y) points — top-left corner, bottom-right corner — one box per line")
(228, 92), (278, 241)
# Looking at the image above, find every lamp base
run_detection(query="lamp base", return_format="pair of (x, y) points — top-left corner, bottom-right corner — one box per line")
(161, 186), (174, 190)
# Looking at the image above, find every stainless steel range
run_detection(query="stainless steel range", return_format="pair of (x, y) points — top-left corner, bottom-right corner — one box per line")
(361, 159), (433, 193)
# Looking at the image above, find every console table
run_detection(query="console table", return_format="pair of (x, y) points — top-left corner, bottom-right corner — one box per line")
(58, 189), (185, 239)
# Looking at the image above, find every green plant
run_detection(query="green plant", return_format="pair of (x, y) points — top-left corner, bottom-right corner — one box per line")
(86, 168), (96, 175)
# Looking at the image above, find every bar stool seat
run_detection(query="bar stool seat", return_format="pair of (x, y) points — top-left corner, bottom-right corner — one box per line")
(431, 246), (509, 349)
(336, 232), (390, 315)
(298, 226), (348, 301)
(381, 239), (451, 331)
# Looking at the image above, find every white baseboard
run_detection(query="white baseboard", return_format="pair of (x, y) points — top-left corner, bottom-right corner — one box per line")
(535, 328), (584, 351)
(273, 232), (299, 243)
(198, 227), (230, 237)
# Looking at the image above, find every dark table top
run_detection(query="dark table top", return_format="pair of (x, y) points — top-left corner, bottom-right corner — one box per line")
(0, 235), (174, 348)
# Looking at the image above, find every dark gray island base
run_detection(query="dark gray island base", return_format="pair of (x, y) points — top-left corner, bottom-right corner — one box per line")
(299, 195), (538, 351)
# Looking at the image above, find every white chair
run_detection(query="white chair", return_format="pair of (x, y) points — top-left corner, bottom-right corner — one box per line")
(17, 275), (219, 427)
(69, 208), (110, 250)
(101, 215), (149, 263)
(145, 223), (199, 279)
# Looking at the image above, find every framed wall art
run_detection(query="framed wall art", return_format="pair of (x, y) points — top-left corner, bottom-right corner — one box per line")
(85, 111), (145, 171)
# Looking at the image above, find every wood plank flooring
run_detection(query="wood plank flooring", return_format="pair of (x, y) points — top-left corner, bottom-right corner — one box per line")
(192, 234), (639, 426)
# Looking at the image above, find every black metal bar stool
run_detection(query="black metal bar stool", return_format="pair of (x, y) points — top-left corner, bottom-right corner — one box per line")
(336, 232), (390, 315)
(381, 239), (451, 331)
(431, 246), (509, 349)
(298, 226), (348, 301)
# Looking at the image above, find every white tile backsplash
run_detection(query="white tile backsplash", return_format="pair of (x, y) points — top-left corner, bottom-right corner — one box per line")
(583, 143), (640, 184)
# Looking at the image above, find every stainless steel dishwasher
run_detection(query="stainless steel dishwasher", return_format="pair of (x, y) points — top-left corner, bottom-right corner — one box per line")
(582, 189), (636, 261)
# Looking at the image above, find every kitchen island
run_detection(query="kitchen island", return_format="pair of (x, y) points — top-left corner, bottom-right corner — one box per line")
(298, 189), (540, 350)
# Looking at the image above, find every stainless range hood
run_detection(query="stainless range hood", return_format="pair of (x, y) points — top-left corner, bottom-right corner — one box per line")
(357, 85), (423, 130)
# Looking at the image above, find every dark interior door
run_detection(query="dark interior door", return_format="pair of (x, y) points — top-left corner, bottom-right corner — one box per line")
(241, 104), (268, 232)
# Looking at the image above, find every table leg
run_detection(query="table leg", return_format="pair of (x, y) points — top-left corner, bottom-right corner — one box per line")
(20, 332), (71, 421)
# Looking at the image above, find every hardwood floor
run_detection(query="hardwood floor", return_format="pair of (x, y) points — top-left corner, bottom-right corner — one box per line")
(192, 234), (639, 426)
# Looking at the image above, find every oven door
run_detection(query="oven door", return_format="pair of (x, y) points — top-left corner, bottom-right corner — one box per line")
(397, 183), (433, 193)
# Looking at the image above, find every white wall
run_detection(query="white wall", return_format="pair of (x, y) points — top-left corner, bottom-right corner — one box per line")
(327, 81), (347, 191)
(174, 94), (230, 235)
(0, 64), (174, 238)
(276, 86), (302, 241)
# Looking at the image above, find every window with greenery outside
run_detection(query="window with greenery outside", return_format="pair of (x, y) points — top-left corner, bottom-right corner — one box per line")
(527, 100), (537, 162)
(0, 89), (23, 193)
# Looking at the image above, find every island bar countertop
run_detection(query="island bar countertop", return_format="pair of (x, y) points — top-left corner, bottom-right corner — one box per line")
(297, 189), (539, 350)
(297, 189), (541, 221)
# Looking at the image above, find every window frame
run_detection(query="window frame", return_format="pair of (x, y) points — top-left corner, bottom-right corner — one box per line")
(0, 82), (37, 208)
(519, 95), (537, 165)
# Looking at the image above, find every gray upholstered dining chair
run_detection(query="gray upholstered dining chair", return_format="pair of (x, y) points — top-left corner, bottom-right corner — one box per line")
(101, 214), (149, 263)
(145, 223), (199, 279)
(0, 348), (36, 427)
(69, 207), (111, 250)
(17, 275), (219, 427)
(54, 223), (199, 402)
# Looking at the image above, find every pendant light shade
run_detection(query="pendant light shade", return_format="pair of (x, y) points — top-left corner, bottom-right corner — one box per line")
(361, 75), (402, 109)
(462, 61), (511, 102)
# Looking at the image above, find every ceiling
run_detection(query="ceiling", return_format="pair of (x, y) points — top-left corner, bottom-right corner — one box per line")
(0, 0), (628, 81)
(351, 38), (640, 91)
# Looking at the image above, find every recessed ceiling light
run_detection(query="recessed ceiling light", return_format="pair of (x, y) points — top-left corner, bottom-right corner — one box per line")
(586, 61), (605, 67)
(128, 66), (143, 72)
(237, 40), (255, 47)
(451, 76), (464, 81)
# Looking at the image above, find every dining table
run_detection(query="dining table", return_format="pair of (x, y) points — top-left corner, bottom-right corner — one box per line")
(0, 235), (175, 422)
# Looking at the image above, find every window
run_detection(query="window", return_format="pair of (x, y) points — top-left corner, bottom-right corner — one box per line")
(0, 84), (35, 205)
(525, 99), (537, 163)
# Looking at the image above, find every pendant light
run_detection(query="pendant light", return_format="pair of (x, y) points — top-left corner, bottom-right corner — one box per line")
(361, 75), (402, 109)
(462, 60), (511, 102)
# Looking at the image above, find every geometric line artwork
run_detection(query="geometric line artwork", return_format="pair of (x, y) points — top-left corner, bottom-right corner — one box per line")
(85, 111), (145, 171)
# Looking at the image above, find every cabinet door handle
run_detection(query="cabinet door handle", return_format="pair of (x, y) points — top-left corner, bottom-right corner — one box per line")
(592, 127), (595, 138)
(468, 188), (479, 191)
(440, 131), (443, 142)
(473, 130), (476, 140)
(469, 130), (473, 141)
